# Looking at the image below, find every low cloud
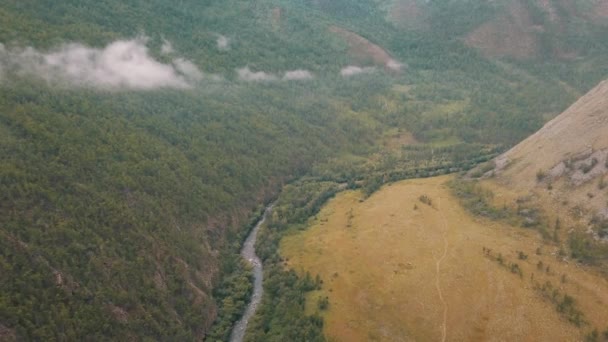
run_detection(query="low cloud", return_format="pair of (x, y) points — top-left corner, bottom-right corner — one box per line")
(0, 38), (203, 90)
(173, 58), (204, 82)
(340, 65), (375, 77)
(161, 39), (174, 54)
(0, 55), (4, 80)
(237, 67), (277, 82)
(217, 35), (230, 50)
(386, 59), (404, 71)
(283, 69), (313, 81)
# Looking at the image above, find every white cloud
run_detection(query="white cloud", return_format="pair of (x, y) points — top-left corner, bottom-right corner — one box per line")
(173, 58), (204, 82)
(340, 65), (375, 77)
(386, 59), (404, 71)
(217, 35), (230, 50)
(208, 74), (224, 82)
(0, 38), (203, 90)
(283, 69), (314, 81)
(161, 39), (174, 54)
(236, 67), (277, 82)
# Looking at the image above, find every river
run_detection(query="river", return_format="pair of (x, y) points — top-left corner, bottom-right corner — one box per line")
(229, 204), (274, 342)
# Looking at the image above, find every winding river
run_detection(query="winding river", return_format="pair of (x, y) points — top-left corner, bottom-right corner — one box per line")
(229, 204), (274, 342)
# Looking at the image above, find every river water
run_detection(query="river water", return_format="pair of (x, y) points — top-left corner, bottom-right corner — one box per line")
(229, 204), (273, 342)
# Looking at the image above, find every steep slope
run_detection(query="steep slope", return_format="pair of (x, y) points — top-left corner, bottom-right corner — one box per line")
(493, 79), (608, 215)
(464, 80), (608, 285)
(0, 1), (387, 339)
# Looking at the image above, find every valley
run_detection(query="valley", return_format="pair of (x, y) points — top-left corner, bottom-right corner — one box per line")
(1, 0), (607, 340)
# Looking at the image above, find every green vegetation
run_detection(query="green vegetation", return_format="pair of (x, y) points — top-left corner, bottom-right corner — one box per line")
(450, 179), (560, 241)
(569, 232), (608, 269)
(483, 248), (522, 277)
(537, 169), (547, 182)
(485, 246), (588, 329)
(206, 208), (267, 341)
(534, 281), (586, 327)
(246, 180), (339, 341)
(317, 296), (330, 311)
(0, 0), (607, 339)
(418, 195), (433, 206)
(0, 79), (382, 339)
(449, 180), (510, 220)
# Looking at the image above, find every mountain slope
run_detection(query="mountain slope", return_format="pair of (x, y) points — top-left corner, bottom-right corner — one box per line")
(1, 0), (608, 340)
(465, 80), (608, 288)
(493, 79), (608, 215)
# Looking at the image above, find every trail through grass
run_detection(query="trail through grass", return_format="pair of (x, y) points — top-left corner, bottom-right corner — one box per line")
(281, 175), (608, 341)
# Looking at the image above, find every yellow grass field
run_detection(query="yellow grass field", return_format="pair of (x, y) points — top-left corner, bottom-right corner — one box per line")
(280, 175), (608, 341)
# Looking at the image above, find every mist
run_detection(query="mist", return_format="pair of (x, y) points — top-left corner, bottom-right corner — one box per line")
(283, 70), (313, 81)
(340, 65), (375, 77)
(161, 39), (174, 54)
(0, 39), (203, 90)
(237, 67), (277, 82)
(217, 35), (230, 50)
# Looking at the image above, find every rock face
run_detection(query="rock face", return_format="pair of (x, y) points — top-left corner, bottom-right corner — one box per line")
(493, 80), (608, 215)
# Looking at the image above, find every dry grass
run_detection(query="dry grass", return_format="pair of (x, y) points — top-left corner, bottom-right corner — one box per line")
(281, 175), (608, 341)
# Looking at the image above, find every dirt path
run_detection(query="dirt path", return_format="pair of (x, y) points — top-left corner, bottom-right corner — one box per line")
(434, 192), (449, 342)
(280, 175), (590, 341)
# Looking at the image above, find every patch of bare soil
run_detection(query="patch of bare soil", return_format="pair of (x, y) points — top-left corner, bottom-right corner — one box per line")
(596, 0), (608, 18)
(0, 324), (16, 342)
(329, 26), (403, 71)
(271, 7), (282, 30)
(465, 0), (541, 59)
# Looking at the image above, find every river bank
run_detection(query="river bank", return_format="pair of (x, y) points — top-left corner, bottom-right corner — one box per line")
(228, 204), (274, 342)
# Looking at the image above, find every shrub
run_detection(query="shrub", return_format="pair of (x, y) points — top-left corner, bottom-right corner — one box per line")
(536, 169), (546, 182)
(598, 176), (606, 190)
(317, 296), (329, 311)
(585, 329), (598, 342)
(418, 195), (433, 206)
(580, 158), (598, 174)
(517, 251), (528, 260)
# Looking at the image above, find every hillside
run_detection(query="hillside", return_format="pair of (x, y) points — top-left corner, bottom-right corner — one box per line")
(375, 0), (608, 88)
(1, 0), (608, 340)
(491, 79), (608, 217)
(465, 79), (608, 289)
(281, 176), (608, 341)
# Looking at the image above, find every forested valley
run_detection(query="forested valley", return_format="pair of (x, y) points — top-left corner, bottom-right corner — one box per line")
(1, 0), (607, 340)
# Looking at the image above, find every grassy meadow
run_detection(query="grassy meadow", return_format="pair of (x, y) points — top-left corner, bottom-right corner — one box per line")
(281, 175), (608, 341)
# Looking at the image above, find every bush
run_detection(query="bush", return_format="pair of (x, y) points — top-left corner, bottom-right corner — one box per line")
(317, 296), (329, 311)
(580, 158), (598, 174)
(517, 251), (528, 260)
(536, 169), (547, 182)
(419, 195), (433, 206)
(585, 329), (598, 342)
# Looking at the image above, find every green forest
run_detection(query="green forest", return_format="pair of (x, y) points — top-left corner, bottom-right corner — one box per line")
(0, 0), (607, 340)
